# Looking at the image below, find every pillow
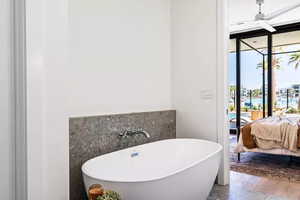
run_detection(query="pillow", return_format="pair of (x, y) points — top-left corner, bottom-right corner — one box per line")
(241, 123), (257, 149)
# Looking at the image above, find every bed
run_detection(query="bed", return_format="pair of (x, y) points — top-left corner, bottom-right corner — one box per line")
(235, 116), (300, 161)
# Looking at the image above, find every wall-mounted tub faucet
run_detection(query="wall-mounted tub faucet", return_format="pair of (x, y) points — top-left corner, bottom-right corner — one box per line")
(119, 129), (151, 139)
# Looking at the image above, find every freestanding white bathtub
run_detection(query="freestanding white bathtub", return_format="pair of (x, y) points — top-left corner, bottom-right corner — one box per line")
(82, 139), (222, 200)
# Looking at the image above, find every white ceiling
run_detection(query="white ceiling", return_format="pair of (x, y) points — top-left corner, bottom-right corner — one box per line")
(229, 0), (300, 33)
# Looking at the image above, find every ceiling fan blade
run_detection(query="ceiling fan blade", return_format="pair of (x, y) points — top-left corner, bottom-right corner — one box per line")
(264, 3), (300, 20)
(257, 21), (276, 32)
(231, 20), (254, 26)
(230, 20), (263, 33)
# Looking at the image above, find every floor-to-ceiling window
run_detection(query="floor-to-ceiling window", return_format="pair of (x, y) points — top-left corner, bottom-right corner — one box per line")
(272, 30), (300, 116)
(229, 23), (300, 136)
(228, 40), (237, 132)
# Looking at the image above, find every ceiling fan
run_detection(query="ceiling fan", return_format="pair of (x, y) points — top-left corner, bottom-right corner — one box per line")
(232, 0), (300, 32)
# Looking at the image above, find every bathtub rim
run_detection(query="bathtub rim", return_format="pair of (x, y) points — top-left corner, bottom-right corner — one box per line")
(82, 138), (223, 183)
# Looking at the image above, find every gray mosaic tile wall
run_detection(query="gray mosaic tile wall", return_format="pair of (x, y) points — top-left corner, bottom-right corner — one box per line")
(69, 110), (176, 200)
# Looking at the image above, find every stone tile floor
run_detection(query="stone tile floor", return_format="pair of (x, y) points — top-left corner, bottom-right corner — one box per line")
(208, 171), (300, 200)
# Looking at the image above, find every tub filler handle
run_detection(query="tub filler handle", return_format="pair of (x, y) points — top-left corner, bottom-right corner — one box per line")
(119, 129), (151, 139)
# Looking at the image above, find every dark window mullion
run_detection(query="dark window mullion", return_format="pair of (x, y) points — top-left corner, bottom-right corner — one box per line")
(236, 38), (241, 139)
(267, 34), (273, 116)
(262, 55), (266, 118)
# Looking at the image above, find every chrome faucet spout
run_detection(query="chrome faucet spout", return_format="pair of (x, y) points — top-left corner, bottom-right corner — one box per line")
(141, 130), (150, 138)
(135, 130), (150, 138)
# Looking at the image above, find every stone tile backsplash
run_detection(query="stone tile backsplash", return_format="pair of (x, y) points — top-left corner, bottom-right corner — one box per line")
(69, 110), (176, 200)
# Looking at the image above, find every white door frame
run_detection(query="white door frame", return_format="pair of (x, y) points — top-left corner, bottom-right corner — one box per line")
(216, 0), (230, 185)
(12, 0), (27, 199)
(1, 0), (15, 198)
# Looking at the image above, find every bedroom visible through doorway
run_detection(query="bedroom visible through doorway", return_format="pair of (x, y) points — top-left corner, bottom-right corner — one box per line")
(228, 23), (300, 187)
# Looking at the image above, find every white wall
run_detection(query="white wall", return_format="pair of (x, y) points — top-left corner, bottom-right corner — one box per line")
(171, 1), (229, 186)
(68, 0), (172, 116)
(26, 0), (172, 199)
(26, 0), (69, 199)
(26, 0), (45, 199)
(0, 0), (13, 199)
(171, 0), (218, 141)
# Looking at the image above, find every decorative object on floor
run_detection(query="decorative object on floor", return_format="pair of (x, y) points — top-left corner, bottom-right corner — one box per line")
(88, 184), (104, 200)
(230, 135), (300, 183)
(97, 191), (121, 200)
(88, 184), (121, 200)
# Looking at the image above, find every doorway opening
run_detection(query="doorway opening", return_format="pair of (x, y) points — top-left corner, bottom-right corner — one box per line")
(227, 22), (300, 198)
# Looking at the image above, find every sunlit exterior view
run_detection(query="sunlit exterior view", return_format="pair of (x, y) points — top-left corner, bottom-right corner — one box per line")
(229, 30), (300, 129)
